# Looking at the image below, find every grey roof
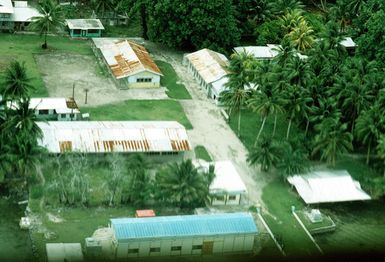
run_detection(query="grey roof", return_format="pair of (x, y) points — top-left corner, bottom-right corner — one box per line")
(66, 19), (104, 30)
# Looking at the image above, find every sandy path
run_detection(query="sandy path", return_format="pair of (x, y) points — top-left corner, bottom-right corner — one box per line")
(148, 41), (269, 208)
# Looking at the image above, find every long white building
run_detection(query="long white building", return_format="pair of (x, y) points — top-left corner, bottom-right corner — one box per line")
(110, 212), (258, 258)
(37, 121), (191, 156)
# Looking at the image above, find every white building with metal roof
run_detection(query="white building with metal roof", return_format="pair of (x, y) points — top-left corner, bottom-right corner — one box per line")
(37, 121), (191, 156)
(234, 45), (280, 60)
(287, 170), (371, 204)
(30, 97), (81, 121)
(92, 38), (162, 89)
(183, 48), (229, 104)
(65, 19), (104, 38)
(0, 1), (42, 31)
(110, 212), (258, 258)
(193, 160), (248, 205)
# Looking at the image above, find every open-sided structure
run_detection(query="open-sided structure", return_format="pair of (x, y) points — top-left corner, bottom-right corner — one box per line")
(92, 38), (162, 89)
(37, 121), (191, 157)
(287, 170), (371, 204)
(66, 19), (104, 38)
(110, 212), (258, 258)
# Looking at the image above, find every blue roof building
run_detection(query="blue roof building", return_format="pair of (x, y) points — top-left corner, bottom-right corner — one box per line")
(110, 212), (258, 258)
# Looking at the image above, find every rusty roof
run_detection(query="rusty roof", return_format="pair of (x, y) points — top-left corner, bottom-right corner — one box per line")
(185, 48), (229, 84)
(93, 38), (162, 79)
(37, 121), (191, 154)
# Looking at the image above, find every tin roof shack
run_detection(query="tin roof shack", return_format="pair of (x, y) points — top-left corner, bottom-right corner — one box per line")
(92, 38), (162, 89)
(110, 212), (258, 258)
(37, 121), (191, 159)
(194, 160), (248, 206)
(0, 1), (42, 31)
(30, 97), (81, 121)
(66, 19), (104, 38)
(183, 49), (229, 104)
(340, 37), (357, 55)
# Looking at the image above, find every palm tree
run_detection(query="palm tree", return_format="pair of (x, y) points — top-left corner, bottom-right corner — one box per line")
(2, 61), (34, 102)
(277, 141), (308, 178)
(355, 105), (384, 164)
(220, 52), (256, 136)
(247, 136), (280, 172)
(312, 117), (353, 166)
(273, 39), (295, 66)
(377, 135), (385, 177)
(29, 0), (65, 49)
(268, 0), (305, 17)
(279, 8), (304, 34)
(247, 87), (284, 142)
(287, 20), (315, 51)
(156, 160), (209, 209)
(3, 99), (43, 140)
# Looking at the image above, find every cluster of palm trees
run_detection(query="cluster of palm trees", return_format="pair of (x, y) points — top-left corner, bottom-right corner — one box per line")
(221, 11), (385, 182)
(0, 61), (44, 197)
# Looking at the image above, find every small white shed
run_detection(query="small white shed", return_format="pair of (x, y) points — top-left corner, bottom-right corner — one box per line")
(110, 212), (258, 259)
(46, 243), (83, 262)
(193, 160), (248, 205)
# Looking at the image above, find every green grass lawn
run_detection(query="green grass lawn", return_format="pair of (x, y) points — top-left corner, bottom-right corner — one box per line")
(155, 60), (192, 99)
(0, 199), (33, 261)
(228, 111), (301, 151)
(0, 34), (92, 97)
(194, 145), (212, 162)
(83, 99), (193, 129)
(262, 179), (321, 257)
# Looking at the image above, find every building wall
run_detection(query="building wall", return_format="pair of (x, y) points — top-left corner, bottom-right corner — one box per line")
(211, 194), (241, 206)
(115, 234), (256, 259)
(126, 71), (161, 88)
(69, 29), (102, 38)
(184, 57), (214, 100)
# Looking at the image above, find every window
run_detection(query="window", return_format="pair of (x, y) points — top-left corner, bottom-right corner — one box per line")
(69, 113), (75, 119)
(228, 195), (237, 201)
(87, 29), (99, 34)
(214, 195), (225, 201)
(60, 114), (67, 119)
(150, 247), (160, 252)
(136, 78), (152, 83)
(39, 109), (49, 115)
(127, 248), (139, 254)
(192, 245), (202, 250)
(73, 29), (81, 35)
(171, 246), (181, 251)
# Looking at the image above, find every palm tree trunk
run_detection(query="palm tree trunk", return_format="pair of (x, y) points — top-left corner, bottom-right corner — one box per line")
(237, 110), (241, 137)
(286, 118), (292, 140)
(273, 114), (277, 137)
(305, 119), (310, 136)
(366, 141), (371, 165)
(255, 116), (267, 145)
(140, 4), (148, 40)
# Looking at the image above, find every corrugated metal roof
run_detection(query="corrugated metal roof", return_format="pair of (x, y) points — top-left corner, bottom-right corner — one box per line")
(37, 121), (191, 153)
(66, 19), (104, 30)
(185, 48), (229, 84)
(93, 38), (162, 79)
(287, 170), (371, 204)
(0, 0), (13, 14)
(111, 213), (257, 240)
(11, 6), (41, 22)
(193, 160), (248, 195)
(234, 45), (280, 59)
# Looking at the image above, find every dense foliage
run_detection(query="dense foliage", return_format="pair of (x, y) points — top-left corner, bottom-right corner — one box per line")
(147, 0), (240, 53)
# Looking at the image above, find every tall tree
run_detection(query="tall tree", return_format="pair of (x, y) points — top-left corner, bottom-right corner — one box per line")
(117, 0), (150, 39)
(29, 0), (64, 49)
(247, 136), (280, 172)
(286, 19), (315, 51)
(148, 0), (240, 52)
(2, 61), (34, 102)
(312, 118), (353, 166)
(155, 160), (210, 209)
